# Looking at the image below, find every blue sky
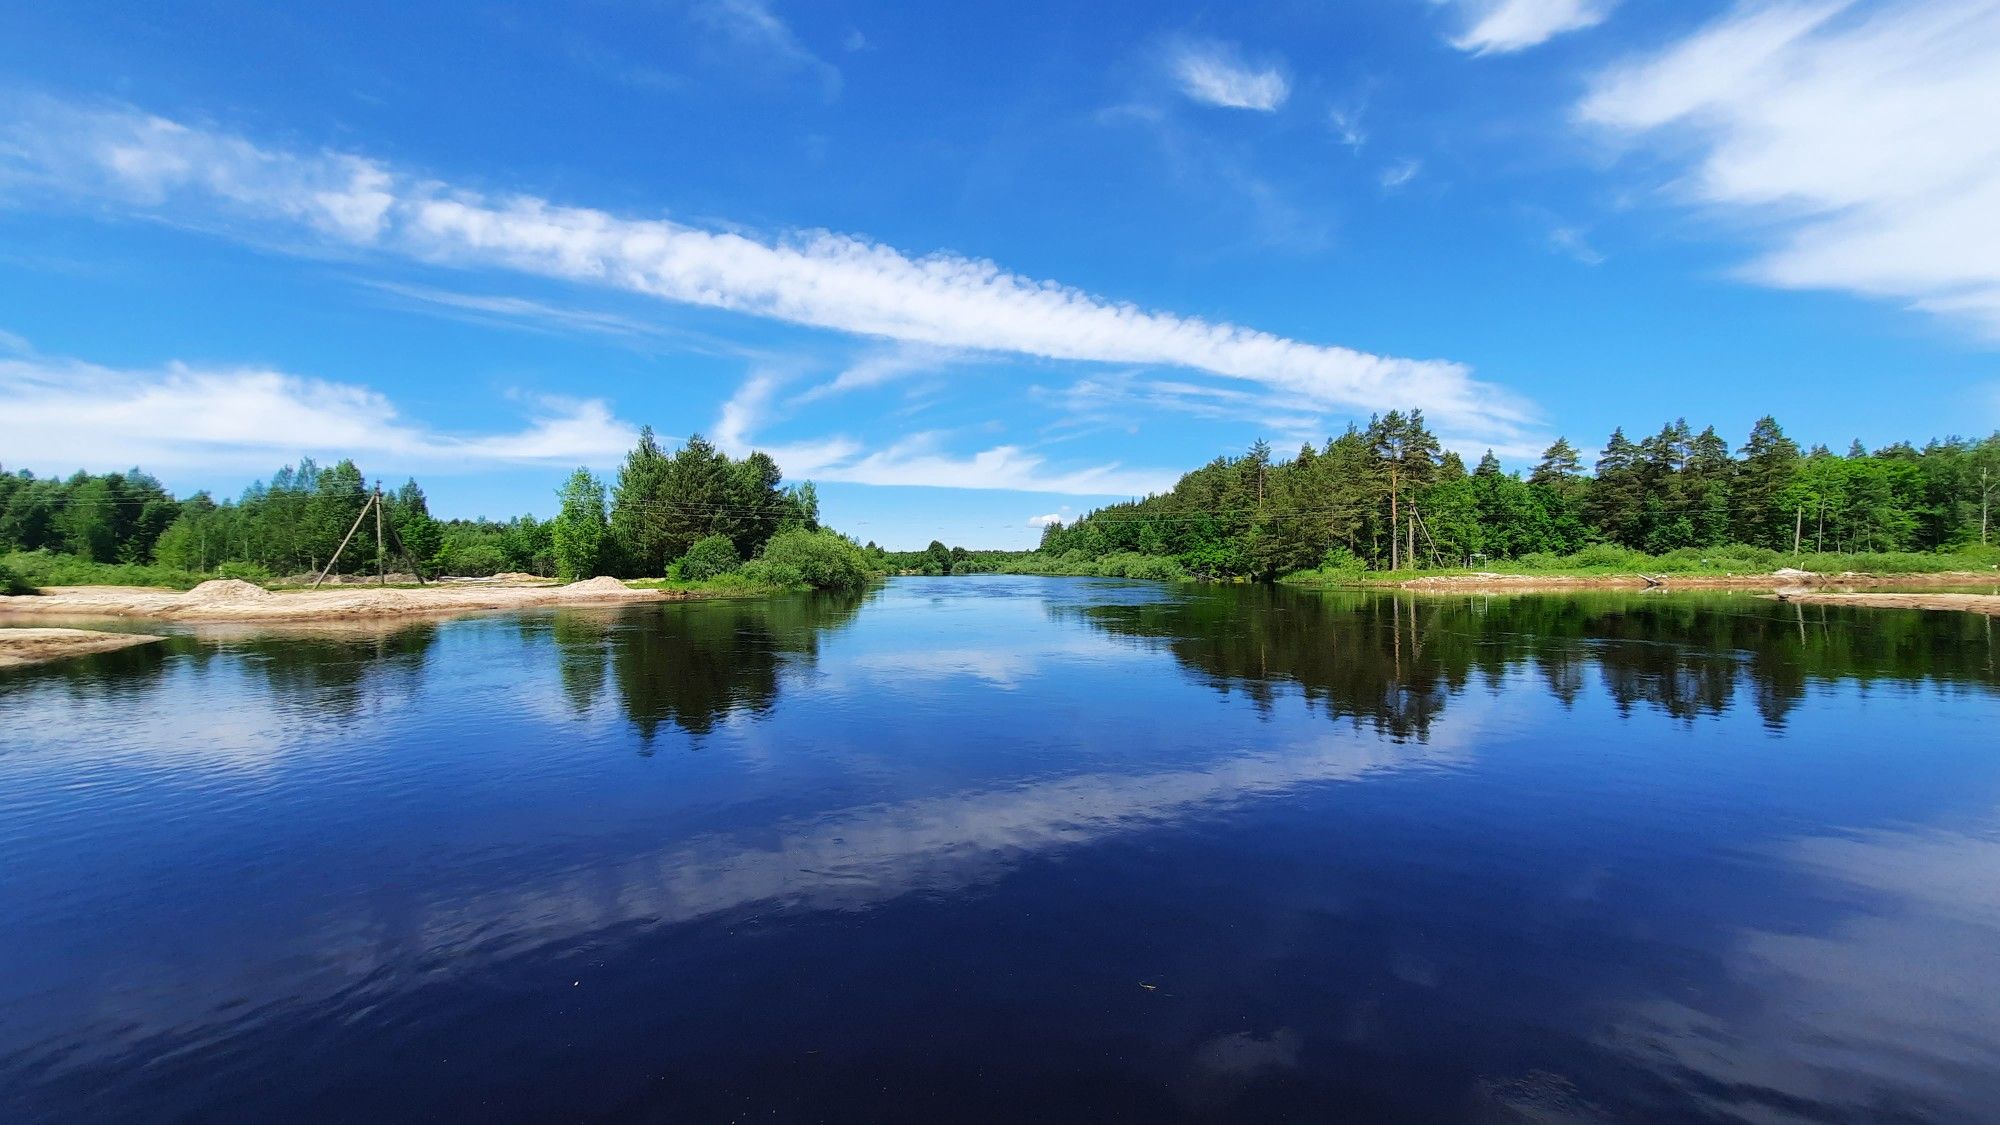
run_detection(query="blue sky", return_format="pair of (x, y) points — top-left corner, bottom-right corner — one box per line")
(1, 0), (1996, 548)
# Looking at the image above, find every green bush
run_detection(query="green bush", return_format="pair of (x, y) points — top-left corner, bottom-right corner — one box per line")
(735, 559), (803, 589)
(214, 561), (274, 582)
(439, 540), (510, 577)
(1566, 543), (1649, 571)
(754, 529), (869, 591)
(0, 559), (34, 596)
(1, 549), (208, 590)
(681, 534), (742, 581)
(1096, 552), (1188, 580)
(1320, 546), (1366, 575)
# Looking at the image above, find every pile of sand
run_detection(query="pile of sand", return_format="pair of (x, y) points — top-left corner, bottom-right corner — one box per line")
(182, 579), (275, 605)
(557, 576), (636, 599)
(493, 572), (547, 583)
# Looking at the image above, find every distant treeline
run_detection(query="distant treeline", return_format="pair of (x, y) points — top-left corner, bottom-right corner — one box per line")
(0, 427), (868, 590)
(1022, 412), (2000, 579)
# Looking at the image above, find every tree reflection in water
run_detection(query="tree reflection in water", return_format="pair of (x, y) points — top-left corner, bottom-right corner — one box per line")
(546, 590), (869, 747)
(1060, 587), (2000, 737)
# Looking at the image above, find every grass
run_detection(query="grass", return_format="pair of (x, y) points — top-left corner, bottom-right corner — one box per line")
(622, 573), (813, 597)
(1282, 543), (2000, 587)
(0, 549), (261, 592)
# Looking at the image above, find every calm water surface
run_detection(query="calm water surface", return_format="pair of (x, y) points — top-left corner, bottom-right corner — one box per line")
(4, 576), (2000, 1122)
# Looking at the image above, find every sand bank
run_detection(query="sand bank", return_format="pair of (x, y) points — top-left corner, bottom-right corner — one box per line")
(0, 576), (671, 624)
(1760, 592), (2000, 616)
(0, 627), (164, 669)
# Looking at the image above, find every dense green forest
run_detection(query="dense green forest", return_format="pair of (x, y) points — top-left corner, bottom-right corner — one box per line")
(8, 413), (1998, 592)
(0, 427), (867, 591)
(1014, 413), (2000, 580)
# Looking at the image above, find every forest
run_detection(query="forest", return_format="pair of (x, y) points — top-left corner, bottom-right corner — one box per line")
(8, 413), (1999, 591)
(0, 427), (865, 591)
(994, 413), (2000, 580)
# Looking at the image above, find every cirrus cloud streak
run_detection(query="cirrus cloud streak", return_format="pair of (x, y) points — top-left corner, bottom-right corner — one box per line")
(0, 96), (1534, 447)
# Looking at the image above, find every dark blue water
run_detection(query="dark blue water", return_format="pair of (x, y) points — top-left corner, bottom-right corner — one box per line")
(4, 576), (1999, 1122)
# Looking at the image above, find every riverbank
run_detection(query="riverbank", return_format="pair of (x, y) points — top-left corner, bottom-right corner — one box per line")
(0, 577), (682, 623)
(0, 627), (164, 668)
(1377, 570), (2000, 593)
(1760, 591), (2000, 616)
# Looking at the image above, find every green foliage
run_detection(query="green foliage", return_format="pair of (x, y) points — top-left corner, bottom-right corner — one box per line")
(682, 534), (742, 581)
(551, 468), (609, 582)
(752, 528), (870, 591)
(0, 558), (33, 595)
(1027, 418), (2000, 582)
(604, 429), (818, 578)
(2, 548), (215, 590)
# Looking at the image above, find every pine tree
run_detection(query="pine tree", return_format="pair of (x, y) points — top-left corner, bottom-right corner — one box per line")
(1734, 416), (1800, 549)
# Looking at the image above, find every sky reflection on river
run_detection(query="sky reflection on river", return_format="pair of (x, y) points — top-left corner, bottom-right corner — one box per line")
(3, 577), (1999, 1122)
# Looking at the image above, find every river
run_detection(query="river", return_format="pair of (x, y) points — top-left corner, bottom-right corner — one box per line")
(4, 575), (1999, 1121)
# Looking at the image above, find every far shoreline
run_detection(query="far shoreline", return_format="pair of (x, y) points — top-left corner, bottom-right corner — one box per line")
(0, 576), (768, 625)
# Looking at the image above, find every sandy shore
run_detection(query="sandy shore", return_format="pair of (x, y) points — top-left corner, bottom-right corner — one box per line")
(0, 627), (165, 669)
(1761, 592), (2000, 616)
(0, 577), (673, 624)
(1387, 570), (1999, 593)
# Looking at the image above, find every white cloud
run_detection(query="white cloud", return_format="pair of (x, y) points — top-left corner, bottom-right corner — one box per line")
(1167, 39), (1291, 111)
(361, 280), (675, 340)
(1548, 225), (1606, 265)
(693, 0), (841, 100)
(765, 431), (1174, 496)
(1441, 0), (1617, 54)
(0, 354), (636, 473)
(1027, 512), (1065, 527)
(714, 367), (784, 454)
(0, 97), (1535, 448)
(1329, 104), (1368, 148)
(1380, 158), (1423, 190)
(1580, 0), (2000, 337)
(793, 341), (962, 404)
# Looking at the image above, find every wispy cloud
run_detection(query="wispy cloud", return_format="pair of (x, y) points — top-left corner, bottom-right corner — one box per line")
(1580, 0), (2000, 338)
(0, 353), (636, 473)
(766, 431), (1175, 496)
(1051, 371), (1324, 438)
(0, 97), (1535, 447)
(1380, 158), (1423, 190)
(1167, 39), (1291, 111)
(793, 341), (963, 404)
(1329, 102), (1368, 149)
(692, 0), (841, 100)
(1440, 0), (1616, 55)
(1548, 225), (1605, 265)
(714, 368), (785, 454)
(362, 280), (673, 340)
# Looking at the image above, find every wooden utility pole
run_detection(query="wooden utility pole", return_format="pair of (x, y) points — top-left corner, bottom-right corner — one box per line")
(1406, 513), (1416, 573)
(312, 492), (375, 590)
(374, 481), (386, 586)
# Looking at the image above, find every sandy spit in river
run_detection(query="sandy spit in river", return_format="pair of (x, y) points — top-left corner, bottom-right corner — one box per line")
(1759, 592), (2000, 617)
(0, 627), (164, 669)
(0, 577), (672, 623)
